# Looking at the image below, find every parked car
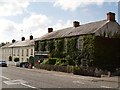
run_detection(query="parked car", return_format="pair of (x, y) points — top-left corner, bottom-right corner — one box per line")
(16, 62), (20, 67)
(20, 62), (29, 68)
(0, 60), (7, 67)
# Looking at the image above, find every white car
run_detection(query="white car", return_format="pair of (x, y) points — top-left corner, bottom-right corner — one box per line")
(0, 60), (7, 67)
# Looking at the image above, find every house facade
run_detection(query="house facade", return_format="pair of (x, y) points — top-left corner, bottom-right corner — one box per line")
(0, 35), (35, 64)
(35, 12), (120, 53)
(0, 12), (120, 70)
(34, 12), (120, 70)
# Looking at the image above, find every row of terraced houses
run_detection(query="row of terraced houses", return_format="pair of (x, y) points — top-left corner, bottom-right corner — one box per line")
(0, 12), (120, 67)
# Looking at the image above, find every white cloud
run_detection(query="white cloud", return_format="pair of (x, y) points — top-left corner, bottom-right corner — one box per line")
(22, 13), (51, 30)
(0, 13), (73, 43)
(53, 0), (106, 11)
(0, 19), (18, 42)
(54, 0), (81, 11)
(21, 13), (51, 39)
(53, 20), (72, 30)
(0, 13), (52, 43)
(0, 0), (29, 17)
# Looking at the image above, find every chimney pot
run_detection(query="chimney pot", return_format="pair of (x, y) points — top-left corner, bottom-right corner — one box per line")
(21, 37), (25, 41)
(73, 21), (80, 28)
(30, 35), (33, 40)
(107, 12), (115, 21)
(12, 39), (16, 43)
(48, 28), (53, 33)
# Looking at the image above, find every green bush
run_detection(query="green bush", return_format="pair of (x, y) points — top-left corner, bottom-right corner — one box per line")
(48, 58), (57, 65)
(41, 58), (57, 65)
(41, 59), (49, 65)
(55, 58), (67, 66)
(29, 56), (34, 66)
(14, 58), (19, 62)
(41, 58), (67, 66)
(73, 66), (81, 75)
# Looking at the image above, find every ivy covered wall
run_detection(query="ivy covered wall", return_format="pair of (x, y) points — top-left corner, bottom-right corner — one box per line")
(81, 35), (120, 72)
(36, 34), (120, 71)
(94, 36), (120, 72)
(81, 35), (95, 67)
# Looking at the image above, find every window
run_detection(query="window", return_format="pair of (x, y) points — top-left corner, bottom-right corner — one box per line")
(26, 49), (29, 56)
(22, 58), (23, 62)
(17, 49), (19, 56)
(35, 41), (39, 51)
(22, 49), (24, 56)
(78, 36), (82, 49)
(13, 49), (15, 56)
(31, 49), (33, 55)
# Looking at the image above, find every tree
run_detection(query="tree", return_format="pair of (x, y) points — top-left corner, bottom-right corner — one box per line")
(0, 42), (6, 47)
(29, 56), (34, 66)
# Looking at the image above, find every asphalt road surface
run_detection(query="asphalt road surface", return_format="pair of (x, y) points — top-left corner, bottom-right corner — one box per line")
(0, 66), (119, 90)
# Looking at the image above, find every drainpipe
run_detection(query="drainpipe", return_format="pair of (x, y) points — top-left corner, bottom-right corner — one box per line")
(12, 47), (13, 61)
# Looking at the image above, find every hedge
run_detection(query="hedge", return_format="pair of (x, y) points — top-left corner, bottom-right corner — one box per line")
(35, 64), (73, 73)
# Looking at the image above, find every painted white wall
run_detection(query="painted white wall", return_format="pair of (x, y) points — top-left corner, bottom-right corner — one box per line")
(0, 47), (2, 60)
(1, 45), (34, 65)
(95, 21), (120, 36)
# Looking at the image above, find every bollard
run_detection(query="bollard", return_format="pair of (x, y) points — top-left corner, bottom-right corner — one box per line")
(108, 72), (111, 77)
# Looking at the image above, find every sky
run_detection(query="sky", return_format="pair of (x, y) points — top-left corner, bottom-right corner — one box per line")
(0, 0), (119, 43)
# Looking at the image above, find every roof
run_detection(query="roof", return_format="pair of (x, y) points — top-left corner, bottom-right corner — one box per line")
(1, 39), (35, 48)
(1, 43), (13, 48)
(37, 20), (108, 41)
(9, 39), (35, 48)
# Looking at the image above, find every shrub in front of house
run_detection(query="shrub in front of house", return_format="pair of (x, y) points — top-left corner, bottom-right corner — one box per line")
(73, 66), (82, 75)
(41, 58), (57, 65)
(29, 56), (34, 66)
(41, 59), (49, 65)
(48, 58), (57, 65)
(55, 58), (67, 66)
(73, 66), (95, 76)
(14, 58), (19, 62)
(41, 58), (67, 66)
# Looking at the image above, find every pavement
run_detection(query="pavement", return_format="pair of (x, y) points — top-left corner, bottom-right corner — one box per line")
(90, 76), (119, 83)
(16, 66), (120, 83)
(2, 65), (119, 89)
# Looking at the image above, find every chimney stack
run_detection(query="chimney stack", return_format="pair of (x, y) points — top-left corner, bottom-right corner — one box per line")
(73, 21), (80, 28)
(30, 35), (33, 40)
(48, 28), (53, 33)
(12, 39), (16, 43)
(107, 12), (115, 21)
(21, 37), (25, 41)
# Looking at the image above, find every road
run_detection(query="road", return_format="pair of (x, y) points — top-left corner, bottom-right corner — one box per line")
(0, 66), (119, 90)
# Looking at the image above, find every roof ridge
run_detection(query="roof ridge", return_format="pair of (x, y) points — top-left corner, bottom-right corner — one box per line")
(80, 19), (107, 26)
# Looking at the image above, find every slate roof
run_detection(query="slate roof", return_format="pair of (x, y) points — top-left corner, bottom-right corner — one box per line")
(1, 39), (35, 48)
(9, 39), (35, 48)
(36, 20), (108, 41)
(1, 43), (13, 48)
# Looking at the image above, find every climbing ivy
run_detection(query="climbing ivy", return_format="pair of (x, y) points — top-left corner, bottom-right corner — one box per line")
(46, 40), (55, 53)
(38, 33), (120, 72)
(66, 37), (78, 54)
(81, 35), (95, 67)
(94, 36), (120, 72)
(65, 37), (81, 66)
(112, 32), (120, 38)
(39, 41), (46, 51)
(45, 40), (55, 57)
(54, 39), (64, 58)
